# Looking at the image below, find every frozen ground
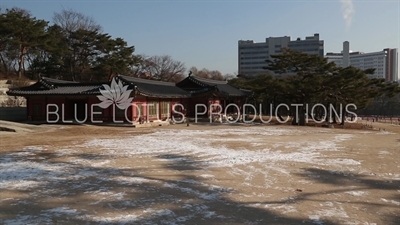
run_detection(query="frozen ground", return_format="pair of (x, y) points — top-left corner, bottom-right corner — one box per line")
(0, 124), (399, 224)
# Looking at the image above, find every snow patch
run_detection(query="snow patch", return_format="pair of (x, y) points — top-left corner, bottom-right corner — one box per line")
(312, 206), (349, 218)
(42, 207), (78, 215)
(80, 214), (138, 224)
(81, 128), (360, 167)
(345, 191), (367, 196)
(378, 151), (390, 155)
(264, 204), (297, 214)
(381, 198), (400, 205)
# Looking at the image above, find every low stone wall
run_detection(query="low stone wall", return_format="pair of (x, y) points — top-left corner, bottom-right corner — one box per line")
(0, 107), (26, 122)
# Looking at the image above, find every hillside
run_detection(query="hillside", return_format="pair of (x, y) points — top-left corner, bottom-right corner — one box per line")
(0, 79), (34, 107)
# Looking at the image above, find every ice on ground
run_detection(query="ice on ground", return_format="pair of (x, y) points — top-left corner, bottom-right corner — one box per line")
(0, 160), (71, 190)
(0, 126), (371, 224)
(263, 204), (297, 214)
(378, 151), (390, 155)
(42, 207), (78, 215)
(377, 131), (396, 135)
(82, 128), (360, 167)
(345, 191), (367, 196)
(312, 206), (349, 218)
(381, 198), (400, 205)
(79, 214), (139, 224)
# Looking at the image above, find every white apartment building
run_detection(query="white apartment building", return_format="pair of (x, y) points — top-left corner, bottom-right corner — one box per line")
(238, 33), (324, 76)
(326, 41), (399, 82)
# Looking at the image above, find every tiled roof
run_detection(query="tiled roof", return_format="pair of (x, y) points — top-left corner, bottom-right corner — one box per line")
(8, 85), (103, 96)
(177, 75), (251, 97)
(7, 76), (191, 98)
(7, 77), (106, 96)
(117, 75), (190, 98)
(38, 77), (80, 89)
(7, 75), (252, 99)
(240, 89), (253, 96)
(41, 77), (79, 85)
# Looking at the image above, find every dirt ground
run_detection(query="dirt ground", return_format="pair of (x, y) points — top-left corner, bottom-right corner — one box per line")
(0, 121), (399, 225)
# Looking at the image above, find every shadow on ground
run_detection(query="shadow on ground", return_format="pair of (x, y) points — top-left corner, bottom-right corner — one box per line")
(1, 150), (398, 224)
(0, 148), (340, 225)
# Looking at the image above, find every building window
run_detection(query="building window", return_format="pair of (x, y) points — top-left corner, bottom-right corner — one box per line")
(148, 102), (158, 117)
(161, 102), (170, 115)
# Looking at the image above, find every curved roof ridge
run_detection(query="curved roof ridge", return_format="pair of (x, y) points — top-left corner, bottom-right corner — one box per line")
(41, 77), (79, 84)
(190, 75), (228, 85)
(117, 74), (176, 86)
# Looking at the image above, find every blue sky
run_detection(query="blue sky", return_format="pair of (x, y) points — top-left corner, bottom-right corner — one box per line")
(1, 0), (399, 75)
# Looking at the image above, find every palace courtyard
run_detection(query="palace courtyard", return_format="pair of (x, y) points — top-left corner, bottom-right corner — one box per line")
(0, 121), (399, 224)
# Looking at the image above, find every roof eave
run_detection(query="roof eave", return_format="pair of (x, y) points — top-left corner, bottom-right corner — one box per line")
(5, 92), (101, 96)
(135, 89), (190, 99)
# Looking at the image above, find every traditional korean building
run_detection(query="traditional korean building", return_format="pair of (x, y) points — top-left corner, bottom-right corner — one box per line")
(117, 75), (190, 122)
(6, 77), (104, 123)
(7, 74), (252, 124)
(176, 74), (252, 117)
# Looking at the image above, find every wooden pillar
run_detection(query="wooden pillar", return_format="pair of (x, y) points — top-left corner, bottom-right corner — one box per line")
(223, 98), (226, 115)
(26, 97), (30, 121)
(146, 97), (149, 122)
(44, 96), (47, 122)
(86, 97), (89, 123)
(158, 98), (161, 120)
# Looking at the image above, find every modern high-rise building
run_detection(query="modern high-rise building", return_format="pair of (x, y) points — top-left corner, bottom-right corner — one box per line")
(325, 41), (399, 82)
(238, 33), (324, 76)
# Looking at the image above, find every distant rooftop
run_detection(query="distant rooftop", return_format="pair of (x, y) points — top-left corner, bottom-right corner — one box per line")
(239, 33), (320, 44)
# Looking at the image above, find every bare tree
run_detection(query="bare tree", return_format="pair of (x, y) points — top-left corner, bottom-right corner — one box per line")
(209, 70), (224, 80)
(130, 54), (149, 76)
(189, 66), (225, 80)
(53, 9), (101, 33)
(224, 72), (238, 80)
(136, 55), (186, 83)
(51, 9), (102, 81)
